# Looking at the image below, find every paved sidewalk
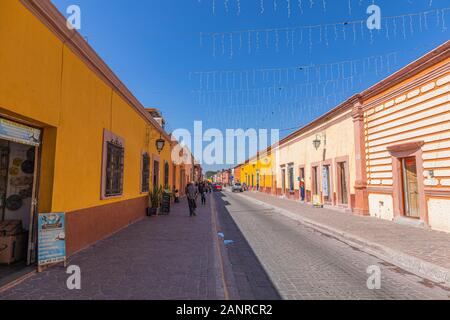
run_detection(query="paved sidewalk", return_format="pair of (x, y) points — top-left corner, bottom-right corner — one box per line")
(239, 191), (450, 286)
(0, 196), (222, 300)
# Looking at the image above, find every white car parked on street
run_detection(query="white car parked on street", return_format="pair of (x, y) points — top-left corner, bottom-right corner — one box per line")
(232, 183), (243, 193)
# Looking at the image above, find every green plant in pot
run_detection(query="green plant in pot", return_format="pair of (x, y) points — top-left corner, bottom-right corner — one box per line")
(148, 186), (163, 216)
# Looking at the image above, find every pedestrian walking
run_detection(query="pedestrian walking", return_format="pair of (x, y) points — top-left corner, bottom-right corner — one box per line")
(300, 178), (305, 202)
(185, 182), (198, 216)
(199, 182), (206, 205)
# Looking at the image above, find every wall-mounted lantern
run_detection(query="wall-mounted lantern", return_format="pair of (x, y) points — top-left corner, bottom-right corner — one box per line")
(313, 132), (327, 150)
(313, 135), (321, 150)
(156, 135), (165, 154)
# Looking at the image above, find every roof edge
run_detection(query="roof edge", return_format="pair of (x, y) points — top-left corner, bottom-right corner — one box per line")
(20, 0), (172, 141)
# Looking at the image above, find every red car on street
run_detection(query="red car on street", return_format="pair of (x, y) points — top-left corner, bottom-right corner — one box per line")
(213, 184), (223, 192)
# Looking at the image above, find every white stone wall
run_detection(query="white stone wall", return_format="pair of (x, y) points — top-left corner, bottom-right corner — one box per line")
(368, 193), (394, 221)
(428, 198), (450, 233)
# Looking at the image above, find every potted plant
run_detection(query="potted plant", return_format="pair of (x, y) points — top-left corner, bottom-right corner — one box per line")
(147, 186), (162, 216)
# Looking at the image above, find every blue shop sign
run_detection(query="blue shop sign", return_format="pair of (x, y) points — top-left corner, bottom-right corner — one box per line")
(0, 118), (41, 146)
(38, 213), (66, 266)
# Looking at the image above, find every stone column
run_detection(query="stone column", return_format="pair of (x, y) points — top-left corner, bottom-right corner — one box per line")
(352, 96), (370, 215)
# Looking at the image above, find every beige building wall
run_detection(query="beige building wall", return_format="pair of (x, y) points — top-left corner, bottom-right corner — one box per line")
(274, 108), (357, 209)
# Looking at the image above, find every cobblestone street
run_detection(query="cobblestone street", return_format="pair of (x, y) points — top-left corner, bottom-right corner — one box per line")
(239, 190), (450, 285)
(215, 191), (450, 300)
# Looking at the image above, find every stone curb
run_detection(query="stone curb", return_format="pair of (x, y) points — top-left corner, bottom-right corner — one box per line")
(239, 192), (450, 287)
(210, 193), (240, 300)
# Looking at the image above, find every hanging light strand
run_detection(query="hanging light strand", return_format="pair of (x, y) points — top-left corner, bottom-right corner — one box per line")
(200, 7), (450, 56)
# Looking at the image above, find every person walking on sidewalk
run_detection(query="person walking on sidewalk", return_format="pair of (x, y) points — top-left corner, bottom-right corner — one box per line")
(198, 182), (207, 205)
(185, 182), (198, 216)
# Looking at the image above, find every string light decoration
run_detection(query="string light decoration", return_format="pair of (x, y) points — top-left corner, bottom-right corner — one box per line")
(202, 90), (355, 133)
(191, 51), (398, 92)
(200, 7), (450, 56)
(193, 76), (358, 108)
(198, 72), (360, 131)
(197, 0), (439, 17)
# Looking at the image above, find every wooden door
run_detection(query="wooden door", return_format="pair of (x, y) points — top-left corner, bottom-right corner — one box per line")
(312, 166), (319, 196)
(402, 157), (420, 218)
(338, 162), (348, 205)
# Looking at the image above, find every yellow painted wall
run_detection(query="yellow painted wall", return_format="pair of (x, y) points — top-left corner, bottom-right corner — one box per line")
(0, 0), (172, 213)
(239, 153), (274, 188)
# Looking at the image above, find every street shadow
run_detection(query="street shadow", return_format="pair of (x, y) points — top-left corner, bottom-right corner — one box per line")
(213, 193), (282, 300)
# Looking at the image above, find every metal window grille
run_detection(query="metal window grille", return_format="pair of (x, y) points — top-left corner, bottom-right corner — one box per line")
(141, 153), (150, 192)
(105, 141), (124, 196)
(164, 161), (169, 189)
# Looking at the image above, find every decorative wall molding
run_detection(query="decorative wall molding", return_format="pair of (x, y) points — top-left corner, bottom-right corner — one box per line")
(360, 41), (450, 107)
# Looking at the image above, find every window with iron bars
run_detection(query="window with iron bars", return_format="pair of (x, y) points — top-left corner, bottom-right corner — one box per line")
(141, 153), (150, 192)
(105, 141), (124, 196)
(164, 161), (169, 189)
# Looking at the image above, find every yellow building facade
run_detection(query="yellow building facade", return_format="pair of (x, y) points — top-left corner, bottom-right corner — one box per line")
(0, 0), (175, 257)
(239, 151), (275, 192)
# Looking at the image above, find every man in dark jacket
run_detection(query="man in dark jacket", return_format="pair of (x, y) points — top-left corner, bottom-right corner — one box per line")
(198, 182), (207, 205)
(185, 182), (198, 216)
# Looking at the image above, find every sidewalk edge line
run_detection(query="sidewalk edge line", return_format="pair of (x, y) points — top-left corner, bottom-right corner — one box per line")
(0, 270), (37, 294)
(210, 193), (231, 300)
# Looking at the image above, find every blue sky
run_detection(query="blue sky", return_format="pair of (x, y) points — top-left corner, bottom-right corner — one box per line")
(51, 0), (449, 171)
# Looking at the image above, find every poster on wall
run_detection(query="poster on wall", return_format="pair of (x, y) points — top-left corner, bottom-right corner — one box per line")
(322, 167), (329, 198)
(0, 118), (41, 146)
(38, 213), (66, 267)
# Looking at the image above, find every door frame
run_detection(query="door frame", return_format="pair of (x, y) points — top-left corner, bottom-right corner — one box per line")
(152, 156), (160, 188)
(280, 166), (286, 195)
(0, 115), (43, 266)
(287, 163), (295, 195)
(387, 141), (427, 224)
(311, 161), (321, 198)
(27, 144), (41, 265)
(335, 156), (351, 208)
(322, 159), (334, 205)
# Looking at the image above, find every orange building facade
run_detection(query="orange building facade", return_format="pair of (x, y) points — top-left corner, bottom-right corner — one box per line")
(354, 42), (450, 232)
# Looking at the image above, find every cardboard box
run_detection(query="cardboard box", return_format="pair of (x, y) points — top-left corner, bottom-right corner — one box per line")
(0, 220), (23, 236)
(312, 195), (324, 208)
(0, 232), (27, 265)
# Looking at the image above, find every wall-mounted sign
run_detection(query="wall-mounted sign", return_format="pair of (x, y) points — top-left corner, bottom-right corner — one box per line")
(322, 167), (330, 197)
(38, 213), (66, 267)
(0, 118), (41, 146)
